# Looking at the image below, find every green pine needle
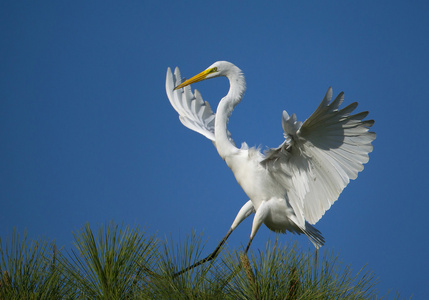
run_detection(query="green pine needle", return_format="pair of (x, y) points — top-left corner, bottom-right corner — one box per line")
(0, 223), (406, 299)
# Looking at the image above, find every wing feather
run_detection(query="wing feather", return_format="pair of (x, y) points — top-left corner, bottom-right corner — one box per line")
(262, 87), (375, 225)
(166, 67), (216, 141)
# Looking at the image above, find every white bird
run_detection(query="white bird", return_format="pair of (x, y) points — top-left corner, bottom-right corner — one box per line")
(166, 61), (375, 275)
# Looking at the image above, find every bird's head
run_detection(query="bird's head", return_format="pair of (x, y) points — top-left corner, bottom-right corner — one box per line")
(174, 61), (239, 90)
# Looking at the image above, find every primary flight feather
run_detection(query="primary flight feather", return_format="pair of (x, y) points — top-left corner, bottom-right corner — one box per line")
(166, 61), (375, 275)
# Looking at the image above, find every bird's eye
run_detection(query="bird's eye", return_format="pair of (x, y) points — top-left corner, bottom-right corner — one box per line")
(209, 67), (218, 73)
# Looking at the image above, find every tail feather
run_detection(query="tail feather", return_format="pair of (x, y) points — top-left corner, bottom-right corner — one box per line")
(302, 223), (325, 249)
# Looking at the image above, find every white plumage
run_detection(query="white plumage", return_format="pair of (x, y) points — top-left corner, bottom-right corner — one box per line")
(166, 61), (375, 274)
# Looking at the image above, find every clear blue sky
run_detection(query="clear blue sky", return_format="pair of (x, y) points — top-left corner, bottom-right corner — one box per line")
(1, 1), (428, 297)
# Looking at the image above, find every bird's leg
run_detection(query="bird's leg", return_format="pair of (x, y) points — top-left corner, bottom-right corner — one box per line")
(245, 200), (269, 253)
(230, 200), (255, 230)
(245, 236), (254, 253)
(238, 200), (270, 295)
(173, 200), (255, 277)
(173, 227), (233, 277)
(241, 206), (268, 300)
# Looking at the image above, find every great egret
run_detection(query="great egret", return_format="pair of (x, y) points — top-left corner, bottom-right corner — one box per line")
(166, 61), (375, 275)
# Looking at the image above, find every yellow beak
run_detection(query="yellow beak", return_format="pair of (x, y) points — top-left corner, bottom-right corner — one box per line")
(174, 69), (213, 90)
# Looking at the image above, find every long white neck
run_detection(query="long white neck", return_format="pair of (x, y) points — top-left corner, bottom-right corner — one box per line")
(215, 67), (246, 160)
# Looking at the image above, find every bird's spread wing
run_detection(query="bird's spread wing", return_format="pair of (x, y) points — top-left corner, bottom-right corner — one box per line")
(262, 88), (375, 226)
(166, 67), (216, 141)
